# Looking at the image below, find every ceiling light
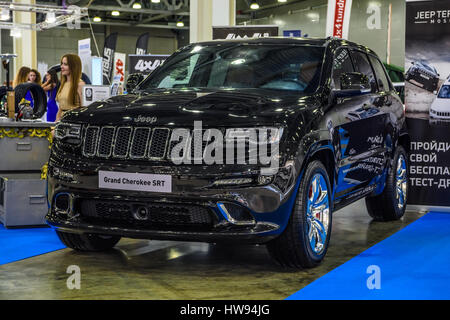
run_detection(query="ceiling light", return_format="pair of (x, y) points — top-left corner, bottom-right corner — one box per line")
(45, 11), (56, 24)
(250, 2), (260, 10)
(132, 2), (142, 9)
(0, 9), (10, 21)
(93, 16), (102, 22)
(111, 10), (120, 16)
(151, 0), (161, 3)
(278, 0), (287, 2)
(176, 21), (184, 27)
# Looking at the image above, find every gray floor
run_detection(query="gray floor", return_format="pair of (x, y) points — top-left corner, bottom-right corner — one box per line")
(0, 200), (425, 300)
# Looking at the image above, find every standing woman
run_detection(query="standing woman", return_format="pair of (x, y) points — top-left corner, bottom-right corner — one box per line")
(28, 69), (42, 85)
(42, 69), (60, 122)
(13, 66), (31, 88)
(55, 54), (85, 122)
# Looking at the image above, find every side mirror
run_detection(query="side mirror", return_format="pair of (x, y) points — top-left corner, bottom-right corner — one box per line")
(340, 72), (371, 91)
(126, 73), (145, 92)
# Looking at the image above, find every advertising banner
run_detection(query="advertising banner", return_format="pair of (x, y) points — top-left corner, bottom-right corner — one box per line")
(212, 25), (278, 40)
(128, 54), (169, 75)
(136, 33), (149, 55)
(325, 0), (353, 39)
(78, 38), (92, 81)
(111, 52), (126, 96)
(405, 0), (450, 207)
(102, 33), (118, 85)
(112, 53), (126, 84)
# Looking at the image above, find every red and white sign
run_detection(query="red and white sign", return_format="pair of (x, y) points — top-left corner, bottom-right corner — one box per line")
(326, 0), (353, 39)
(112, 52), (126, 84)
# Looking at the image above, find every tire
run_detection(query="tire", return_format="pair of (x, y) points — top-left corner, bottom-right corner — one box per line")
(14, 82), (47, 118)
(56, 230), (121, 252)
(266, 160), (332, 268)
(365, 145), (408, 221)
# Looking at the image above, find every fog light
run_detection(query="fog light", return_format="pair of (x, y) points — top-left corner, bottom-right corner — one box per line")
(54, 194), (70, 212)
(257, 175), (273, 185)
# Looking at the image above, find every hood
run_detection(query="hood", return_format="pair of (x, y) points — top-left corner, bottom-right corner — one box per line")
(431, 97), (450, 112)
(415, 61), (438, 75)
(62, 88), (317, 127)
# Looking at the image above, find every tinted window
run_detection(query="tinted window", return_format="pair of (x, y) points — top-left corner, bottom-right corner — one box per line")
(438, 85), (450, 99)
(351, 51), (377, 92)
(369, 55), (391, 92)
(331, 48), (354, 89)
(140, 44), (325, 93)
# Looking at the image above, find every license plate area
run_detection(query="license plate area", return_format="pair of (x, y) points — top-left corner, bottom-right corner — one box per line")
(99, 171), (172, 193)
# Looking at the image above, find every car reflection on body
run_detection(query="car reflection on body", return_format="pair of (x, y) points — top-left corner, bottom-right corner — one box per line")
(346, 107), (380, 121)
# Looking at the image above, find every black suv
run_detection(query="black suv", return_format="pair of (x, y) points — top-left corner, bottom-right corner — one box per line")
(405, 60), (440, 92)
(47, 38), (409, 268)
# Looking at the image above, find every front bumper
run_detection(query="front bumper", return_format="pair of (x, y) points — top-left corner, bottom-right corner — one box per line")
(45, 159), (301, 244)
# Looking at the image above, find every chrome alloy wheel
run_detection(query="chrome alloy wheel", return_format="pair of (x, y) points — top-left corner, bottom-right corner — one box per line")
(306, 173), (330, 255)
(396, 154), (408, 209)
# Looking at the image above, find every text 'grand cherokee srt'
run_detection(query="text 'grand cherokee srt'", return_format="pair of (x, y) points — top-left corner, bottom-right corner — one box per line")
(46, 38), (409, 268)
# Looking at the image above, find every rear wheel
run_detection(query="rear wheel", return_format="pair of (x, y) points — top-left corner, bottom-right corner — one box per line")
(267, 160), (332, 268)
(56, 231), (121, 251)
(365, 146), (408, 221)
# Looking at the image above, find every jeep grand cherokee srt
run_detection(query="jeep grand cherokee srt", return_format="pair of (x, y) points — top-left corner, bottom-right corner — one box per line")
(405, 60), (440, 92)
(46, 37), (409, 268)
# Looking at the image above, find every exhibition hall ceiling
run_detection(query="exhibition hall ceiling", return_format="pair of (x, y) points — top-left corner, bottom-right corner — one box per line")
(31, 0), (308, 29)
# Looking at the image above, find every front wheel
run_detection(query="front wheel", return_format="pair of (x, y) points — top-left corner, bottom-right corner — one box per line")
(267, 160), (332, 268)
(365, 145), (408, 221)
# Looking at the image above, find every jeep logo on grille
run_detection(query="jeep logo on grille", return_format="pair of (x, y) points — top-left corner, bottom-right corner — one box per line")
(134, 115), (157, 124)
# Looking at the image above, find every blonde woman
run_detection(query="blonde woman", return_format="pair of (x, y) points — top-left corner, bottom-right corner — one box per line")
(55, 54), (85, 122)
(13, 66), (31, 88)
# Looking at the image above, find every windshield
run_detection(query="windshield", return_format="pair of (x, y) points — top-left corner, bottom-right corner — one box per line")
(418, 60), (436, 74)
(438, 85), (450, 98)
(138, 43), (325, 93)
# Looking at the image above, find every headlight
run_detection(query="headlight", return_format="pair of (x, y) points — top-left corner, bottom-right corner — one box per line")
(224, 127), (283, 145)
(54, 123), (82, 142)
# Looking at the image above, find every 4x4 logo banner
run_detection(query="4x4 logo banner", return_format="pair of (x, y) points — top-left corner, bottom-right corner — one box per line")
(212, 25), (278, 40)
(325, 0), (353, 39)
(128, 54), (170, 75)
(405, 0), (450, 207)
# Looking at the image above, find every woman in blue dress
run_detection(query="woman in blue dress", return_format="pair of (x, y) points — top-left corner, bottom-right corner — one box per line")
(41, 70), (60, 122)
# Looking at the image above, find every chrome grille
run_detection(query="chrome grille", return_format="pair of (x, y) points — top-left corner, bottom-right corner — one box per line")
(130, 128), (151, 159)
(97, 127), (115, 157)
(148, 128), (170, 159)
(113, 127), (133, 158)
(82, 126), (99, 157)
(82, 125), (173, 161)
(81, 126), (277, 164)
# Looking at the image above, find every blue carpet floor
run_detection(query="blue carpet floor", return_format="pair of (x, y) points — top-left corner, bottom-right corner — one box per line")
(0, 224), (65, 265)
(288, 212), (450, 300)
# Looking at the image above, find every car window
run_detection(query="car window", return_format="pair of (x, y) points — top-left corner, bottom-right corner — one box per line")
(369, 55), (392, 92)
(351, 51), (377, 93)
(438, 85), (450, 98)
(331, 48), (354, 89)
